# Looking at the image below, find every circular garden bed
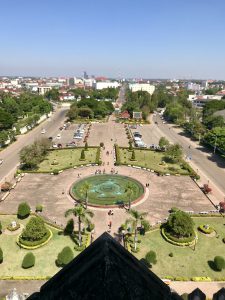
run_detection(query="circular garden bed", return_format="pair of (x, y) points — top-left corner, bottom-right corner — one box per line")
(70, 174), (145, 207)
(17, 228), (53, 249)
(161, 227), (197, 247)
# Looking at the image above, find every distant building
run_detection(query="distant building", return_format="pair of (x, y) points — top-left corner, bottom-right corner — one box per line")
(119, 110), (130, 119)
(188, 94), (223, 107)
(129, 83), (155, 95)
(133, 111), (142, 119)
(95, 81), (120, 90)
(83, 71), (88, 79)
(37, 86), (52, 95)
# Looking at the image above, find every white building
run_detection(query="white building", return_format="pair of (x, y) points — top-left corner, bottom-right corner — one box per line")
(95, 81), (120, 90)
(129, 83), (155, 95)
(38, 86), (52, 95)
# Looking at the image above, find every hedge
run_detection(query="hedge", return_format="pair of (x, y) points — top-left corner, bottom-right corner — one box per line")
(0, 276), (51, 280)
(17, 229), (53, 249)
(95, 147), (101, 165)
(161, 227), (197, 247)
(114, 144), (121, 165)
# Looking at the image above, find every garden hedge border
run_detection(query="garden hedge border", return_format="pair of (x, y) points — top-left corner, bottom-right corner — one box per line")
(161, 227), (197, 247)
(117, 147), (199, 178)
(17, 229), (53, 250)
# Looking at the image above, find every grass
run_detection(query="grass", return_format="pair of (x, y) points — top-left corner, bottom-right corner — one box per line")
(0, 215), (80, 277)
(37, 148), (98, 172)
(135, 217), (225, 279)
(120, 148), (190, 175)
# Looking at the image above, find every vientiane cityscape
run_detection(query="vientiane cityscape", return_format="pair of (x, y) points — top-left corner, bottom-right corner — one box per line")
(0, 1), (225, 299)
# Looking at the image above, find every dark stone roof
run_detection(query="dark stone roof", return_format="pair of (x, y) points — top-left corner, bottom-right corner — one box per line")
(27, 232), (181, 300)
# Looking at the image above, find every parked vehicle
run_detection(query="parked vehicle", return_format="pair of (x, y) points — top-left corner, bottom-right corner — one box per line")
(48, 137), (53, 140)
(57, 134), (61, 139)
(41, 129), (46, 134)
(0, 159), (3, 165)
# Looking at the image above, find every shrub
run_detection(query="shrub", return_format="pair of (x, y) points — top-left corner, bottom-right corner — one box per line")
(80, 149), (85, 160)
(53, 169), (59, 175)
(128, 142), (133, 151)
(0, 248), (3, 263)
(169, 252), (173, 257)
(166, 210), (194, 238)
(170, 207), (180, 213)
(130, 150), (136, 161)
(57, 247), (74, 267)
(84, 142), (88, 150)
(21, 217), (48, 242)
(86, 222), (95, 232)
(35, 204), (43, 212)
(141, 220), (151, 232)
(214, 256), (225, 271)
(1, 182), (12, 192)
(22, 253), (35, 269)
(114, 144), (121, 165)
(64, 219), (74, 235)
(0, 221), (2, 234)
(223, 237), (225, 243)
(17, 202), (31, 219)
(100, 142), (104, 147)
(145, 251), (157, 267)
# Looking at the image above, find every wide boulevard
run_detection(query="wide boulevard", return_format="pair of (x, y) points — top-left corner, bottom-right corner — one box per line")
(0, 107), (68, 183)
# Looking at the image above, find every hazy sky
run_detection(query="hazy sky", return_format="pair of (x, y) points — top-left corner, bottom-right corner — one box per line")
(1, 0), (225, 79)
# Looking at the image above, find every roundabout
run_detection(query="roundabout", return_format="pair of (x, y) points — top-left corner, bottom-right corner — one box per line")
(70, 174), (145, 207)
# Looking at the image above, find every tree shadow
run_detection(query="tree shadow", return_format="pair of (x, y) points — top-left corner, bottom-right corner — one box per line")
(208, 260), (220, 272)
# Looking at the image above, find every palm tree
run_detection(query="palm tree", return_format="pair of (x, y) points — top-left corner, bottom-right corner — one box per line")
(125, 209), (148, 251)
(80, 182), (91, 208)
(125, 183), (133, 211)
(65, 204), (94, 247)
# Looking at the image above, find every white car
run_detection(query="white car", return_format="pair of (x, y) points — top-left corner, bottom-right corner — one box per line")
(41, 129), (46, 134)
(0, 159), (3, 165)
(56, 134), (61, 139)
(52, 144), (58, 148)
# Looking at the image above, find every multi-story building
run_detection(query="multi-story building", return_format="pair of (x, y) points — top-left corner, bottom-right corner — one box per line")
(129, 83), (155, 95)
(95, 81), (120, 90)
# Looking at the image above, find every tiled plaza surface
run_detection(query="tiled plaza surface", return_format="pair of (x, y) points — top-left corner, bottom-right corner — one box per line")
(0, 165), (213, 239)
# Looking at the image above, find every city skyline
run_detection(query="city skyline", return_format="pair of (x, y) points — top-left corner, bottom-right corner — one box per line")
(1, 0), (225, 79)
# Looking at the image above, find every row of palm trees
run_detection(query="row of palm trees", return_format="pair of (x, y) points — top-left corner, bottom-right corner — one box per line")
(65, 203), (148, 250)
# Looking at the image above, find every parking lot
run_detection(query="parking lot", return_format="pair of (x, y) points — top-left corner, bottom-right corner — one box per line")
(130, 123), (165, 148)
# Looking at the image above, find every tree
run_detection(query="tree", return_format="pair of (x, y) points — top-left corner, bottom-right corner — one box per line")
(0, 130), (9, 146)
(0, 108), (14, 130)
(21, 217), (48, 242)
(80, 149), (85, 160)
(214, 256), (225, 271)
(45, 88), (60, 101)
(166, 143), (183, 162)
(22, 252), (35, 269)
(64, 219), (74, 235)
(80, 182), (91, 208)
(125, 183), (134, 211)
(167, 210), (194, 238)
(126, 209), (148, 250)
(0, 247), (3, 263)
(65, 204), (94, 247)
(20, 138), (50, 169)
(131, 150), (136, 161)
(84, 142), (88, 150)
(145, 251), (157, 267)
(159, 137), (170, 150)
(17, 202), (31, 219)
(78, 107), (94, 118)
(57, 246), (74, 267)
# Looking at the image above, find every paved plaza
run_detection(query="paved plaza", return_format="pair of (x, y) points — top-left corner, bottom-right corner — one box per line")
(0, 165), (213, 239)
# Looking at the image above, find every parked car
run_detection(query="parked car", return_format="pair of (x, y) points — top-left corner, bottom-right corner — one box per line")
(52, 144), (58, 148)
(57, 143), (62, 148)
(48, 137), (53, 140)
(0, 159), (3, 165)
(41, 129), (46, 134)
(59, 127), (63, 130)
(57, 134), (61, 139)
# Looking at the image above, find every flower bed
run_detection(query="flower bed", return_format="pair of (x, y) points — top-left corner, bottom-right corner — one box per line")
(161, 227), (197, 247)
(17, 229), (52, 249)
(198, 224), (214, 234)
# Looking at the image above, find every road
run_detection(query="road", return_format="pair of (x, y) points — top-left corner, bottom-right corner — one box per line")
(0, 107), (69, 183)
(115, 84), (127, 108)
(151, 114), (225, 198)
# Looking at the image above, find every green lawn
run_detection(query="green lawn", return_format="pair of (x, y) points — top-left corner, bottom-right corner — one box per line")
(135, 217), (225, 279)
(37, 148), (98, 172)
(0, 216), (80, 277)
(120, 148), (190, 175)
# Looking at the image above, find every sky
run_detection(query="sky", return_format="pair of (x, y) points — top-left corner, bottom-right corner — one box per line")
(0, 0), (225, 79)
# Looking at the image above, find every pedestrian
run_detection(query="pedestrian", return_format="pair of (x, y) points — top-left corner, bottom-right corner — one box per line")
(109, 221), (112, 228)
